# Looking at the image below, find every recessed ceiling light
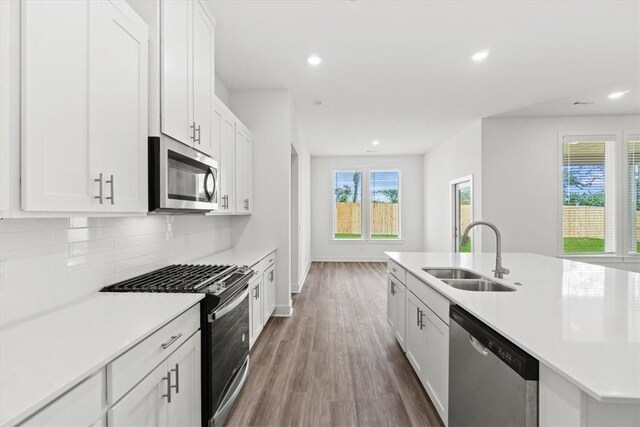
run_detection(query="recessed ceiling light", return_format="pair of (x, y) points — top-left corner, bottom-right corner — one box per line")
(307, 55), (323, 66)
(608, 90), (629, 99)
(371, 140), (380, 146)
(471, 50), (490, 62)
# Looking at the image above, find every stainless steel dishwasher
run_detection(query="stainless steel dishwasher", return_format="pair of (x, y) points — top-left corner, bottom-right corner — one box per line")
(449, 305), (539, 427)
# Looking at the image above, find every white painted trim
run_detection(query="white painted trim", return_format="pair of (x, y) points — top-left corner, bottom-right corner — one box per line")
(272, 304), (293, 317)
(312, 255), (388, 262)
(292, 260), (311, 294)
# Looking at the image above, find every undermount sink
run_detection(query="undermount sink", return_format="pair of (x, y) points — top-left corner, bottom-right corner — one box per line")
(422, 268), (482, 280)
(441, 278), (515, 292)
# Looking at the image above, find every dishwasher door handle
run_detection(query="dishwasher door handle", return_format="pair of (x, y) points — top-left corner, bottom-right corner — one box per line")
(469, 335), (489, 356)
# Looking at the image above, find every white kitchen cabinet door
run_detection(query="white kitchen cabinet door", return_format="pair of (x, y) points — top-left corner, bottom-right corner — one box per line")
(166, 333), (201, 427)
(263, 265), (276, 323)
(387, 277), (397, 332)
(218, 107), (236, 213)
(394, 280), (406, 350)
(108, 361), (169, 427)
(404, 291), (426, 379)
(160, 0), (193, 145)
(422, 306), (449, 424)
(234, 126), (254, 214)
(21, 0), (148, 213)
(90, 0), (148, 213)
(249, 275), (264, 346)
(21, 0), (97, 212)
(192, 0), (215, 157)
(243, 133), (253, 213)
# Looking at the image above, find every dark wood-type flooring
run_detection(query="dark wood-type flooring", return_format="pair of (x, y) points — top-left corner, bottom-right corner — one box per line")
(225, 262), (444, 427)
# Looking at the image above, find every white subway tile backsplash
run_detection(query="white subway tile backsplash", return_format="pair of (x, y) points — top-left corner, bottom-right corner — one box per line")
(0, 214), (234, 327)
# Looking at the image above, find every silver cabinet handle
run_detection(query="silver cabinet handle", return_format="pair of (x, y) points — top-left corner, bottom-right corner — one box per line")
(224, 195), (229, 209)
(392, 267), (397, 272)
(469, 335), (489, 356)
(162, 373), (172, 403)
(105, 174), (114, 205)
(416, 307), (420, 326)
(190, 122), (196, 142)
(170, 363), (179, 394)
(94, 173), (103, 204)
(161, 333), (182, 350)
(390, 281), (396, 295)
(269, 270), (274, 281)
(419, 309), (425, 330)
(196, 124), (201, 144)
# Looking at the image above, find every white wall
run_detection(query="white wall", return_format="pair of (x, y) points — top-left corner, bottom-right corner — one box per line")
(423, 120), (482, 251)
(0, 215), (233, 327)
(291, 105), (311, 291)
(311, 155), (423, 261)
(215, 74), (230, 107)
(229, 89), (307, 315)
(482, 115), (640, 272)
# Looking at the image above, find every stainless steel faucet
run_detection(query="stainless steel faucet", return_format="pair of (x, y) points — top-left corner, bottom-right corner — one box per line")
(460, 221), (510, 278)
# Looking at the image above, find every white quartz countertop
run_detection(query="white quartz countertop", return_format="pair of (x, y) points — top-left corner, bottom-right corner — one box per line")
(192, 246), (276, 268)
(385, 251), (640, 403)
(0, 292), (204, 426)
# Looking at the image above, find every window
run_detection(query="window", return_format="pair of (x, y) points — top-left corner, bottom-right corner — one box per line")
(452, 177), (472, 252)
(370, 171), (400, 239)
(332, 168), (401, 240)
(561, 136), (616, 254)
(333, 170), (363, 239)
(628, 135), (640, 254)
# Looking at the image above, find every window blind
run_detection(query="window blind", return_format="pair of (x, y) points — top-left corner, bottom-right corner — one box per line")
(628, 137), (640, 254)
(562, 136), (616, 254)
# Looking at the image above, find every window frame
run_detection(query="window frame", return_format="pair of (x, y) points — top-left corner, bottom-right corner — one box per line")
(557, 131), (623, 259)
(624, 130), (640, 257)
(369, 169), (402, 241)
(330, 167), (402, 242)
(450, 174), (474, 252)
(331, 167), (365, 241)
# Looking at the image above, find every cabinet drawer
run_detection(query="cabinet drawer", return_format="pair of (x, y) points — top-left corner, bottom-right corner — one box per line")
(252, 251), (276, 277)
(406, 273), (450, 325)
(22, 371), (102, 427)
(388, 259), (406, 284)
(107, 304), (200, 404)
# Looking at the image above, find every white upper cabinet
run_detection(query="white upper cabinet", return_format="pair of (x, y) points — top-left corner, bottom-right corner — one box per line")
(90, 0), (149, 213)
(160, 0), (192, 146)
(192, 0), (215, 157)
(211, 98), (236, 214)
(235, 126), (253, 214)
(21, 0), (148, 213)
(160, 0), (215, 157)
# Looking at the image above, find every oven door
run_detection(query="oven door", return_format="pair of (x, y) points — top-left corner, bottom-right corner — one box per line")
(205, 286), (250, 427)
(149, 136), (218, 212)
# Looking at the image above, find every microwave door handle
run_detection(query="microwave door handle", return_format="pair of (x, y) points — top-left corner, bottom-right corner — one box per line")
(208, 286), (249, 322)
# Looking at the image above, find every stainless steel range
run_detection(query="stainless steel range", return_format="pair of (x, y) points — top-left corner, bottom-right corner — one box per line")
(102, 264), (254, 427)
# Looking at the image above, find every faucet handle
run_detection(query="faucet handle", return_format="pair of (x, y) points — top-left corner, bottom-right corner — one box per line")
(503, 268), (510, 275)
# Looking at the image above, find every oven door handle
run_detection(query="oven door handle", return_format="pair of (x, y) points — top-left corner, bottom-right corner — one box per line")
(208, 286), (249, 323)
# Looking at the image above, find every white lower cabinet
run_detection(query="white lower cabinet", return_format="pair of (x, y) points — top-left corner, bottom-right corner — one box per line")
(21, 372), (103, 427)
(248, 251), (277, 348)
(387, 275), (406, 350)
(263, 265), (276, 325)
(249, 274), (264, 345)
(109, 332), (201, 427)
(404, 289), (449, 425)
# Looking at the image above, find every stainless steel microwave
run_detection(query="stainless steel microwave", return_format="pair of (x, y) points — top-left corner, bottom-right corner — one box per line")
(148, 136), (218, 213)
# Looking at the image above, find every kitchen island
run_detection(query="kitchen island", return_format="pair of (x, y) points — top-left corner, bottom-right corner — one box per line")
(386, 251), (640, 426)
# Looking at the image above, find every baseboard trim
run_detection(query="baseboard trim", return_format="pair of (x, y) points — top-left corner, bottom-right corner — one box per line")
(292, 261), (311, 294)
(311, 256), (388, 262)
(272, 304), (293, 317)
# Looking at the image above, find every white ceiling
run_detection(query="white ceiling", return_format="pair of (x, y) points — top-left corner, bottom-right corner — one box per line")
(207, 0), (640, 156)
